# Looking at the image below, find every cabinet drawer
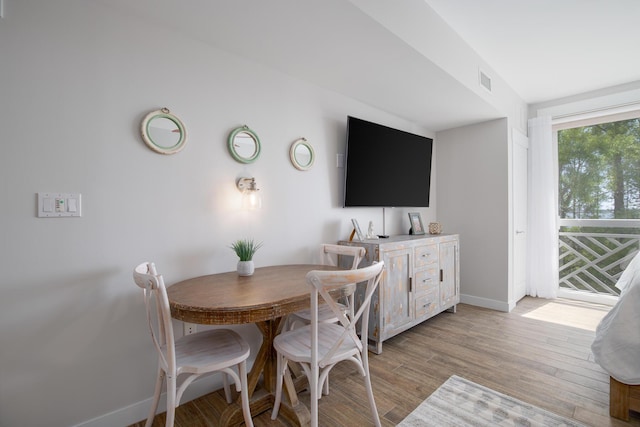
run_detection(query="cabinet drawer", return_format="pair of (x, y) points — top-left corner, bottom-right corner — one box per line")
(414, 244), (437, 268)
(414, 268), (438, 292)
(414, 290), (439, 319)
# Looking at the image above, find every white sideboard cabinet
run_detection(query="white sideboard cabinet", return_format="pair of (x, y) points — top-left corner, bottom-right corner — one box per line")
(339, 234), (459, 354)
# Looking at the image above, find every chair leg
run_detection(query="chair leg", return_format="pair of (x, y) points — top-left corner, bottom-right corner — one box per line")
(284, 315), (292, 331)
(238, 361), (254, 427)
(271, 352), (285, 420)
(310, 364), (319, 427)
(165, 375), (177, 427)
(222, 372), (232, 404)
(322, 376), (329, 396)
(362, 358), (381, 427)
(145, 368), (165, 427)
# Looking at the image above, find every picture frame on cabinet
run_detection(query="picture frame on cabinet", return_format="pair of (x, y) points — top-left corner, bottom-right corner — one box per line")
(351, 218), (365, 241)
(408, 212), (425, 235)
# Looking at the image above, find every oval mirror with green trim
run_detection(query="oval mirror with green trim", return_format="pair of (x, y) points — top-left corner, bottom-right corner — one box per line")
(140, 108), (187, 155)
(228, 125), (261, 164)
(290, 138), (314, 171)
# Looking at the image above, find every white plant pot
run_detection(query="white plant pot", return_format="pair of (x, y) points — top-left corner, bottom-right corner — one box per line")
(237, 260), (255, 276)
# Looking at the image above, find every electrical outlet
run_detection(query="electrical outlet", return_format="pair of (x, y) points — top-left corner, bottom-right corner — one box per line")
(183, 322), (197, 335)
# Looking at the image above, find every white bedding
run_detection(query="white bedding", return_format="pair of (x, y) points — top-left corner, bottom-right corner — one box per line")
(591, 252), (640, 385)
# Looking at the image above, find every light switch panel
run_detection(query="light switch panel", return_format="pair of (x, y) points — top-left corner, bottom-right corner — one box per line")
(38, 193), (82, 217)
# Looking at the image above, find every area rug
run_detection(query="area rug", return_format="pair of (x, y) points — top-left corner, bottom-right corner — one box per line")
(397, 375), (586, 426)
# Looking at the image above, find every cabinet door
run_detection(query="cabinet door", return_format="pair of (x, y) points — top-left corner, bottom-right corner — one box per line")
(382, 248), (412, 335)
(439, 240), (459, 308)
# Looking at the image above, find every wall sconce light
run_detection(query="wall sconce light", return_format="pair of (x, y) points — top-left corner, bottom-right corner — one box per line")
(236, 177), (262, 210)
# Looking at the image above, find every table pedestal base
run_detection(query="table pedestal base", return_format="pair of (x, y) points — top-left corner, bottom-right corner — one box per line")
(215, 388), (309, 426)
(216, 318), (311, 426)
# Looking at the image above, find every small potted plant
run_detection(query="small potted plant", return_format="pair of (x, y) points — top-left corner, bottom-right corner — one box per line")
(230, 238), (263, 276)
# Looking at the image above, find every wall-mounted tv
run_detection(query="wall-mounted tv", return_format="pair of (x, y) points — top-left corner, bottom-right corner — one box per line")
(344, 116), (433, 207)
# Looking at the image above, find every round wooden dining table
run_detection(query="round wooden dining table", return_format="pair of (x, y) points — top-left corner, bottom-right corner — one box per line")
(167, 264), (338, 426)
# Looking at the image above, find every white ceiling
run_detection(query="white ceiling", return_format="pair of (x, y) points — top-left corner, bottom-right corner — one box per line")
(424, 0), (640, 104)
(102, 0), (640, 131)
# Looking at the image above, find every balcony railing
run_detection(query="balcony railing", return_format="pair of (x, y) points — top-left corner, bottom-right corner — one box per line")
(559, 219), (640, 297)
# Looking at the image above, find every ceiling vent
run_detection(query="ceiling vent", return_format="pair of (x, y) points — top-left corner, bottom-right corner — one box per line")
(479, 69), (492, 93)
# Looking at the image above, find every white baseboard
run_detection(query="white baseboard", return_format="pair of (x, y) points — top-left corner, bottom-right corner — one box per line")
(72, 375), (223, 427)
(460, 294), (510, 312)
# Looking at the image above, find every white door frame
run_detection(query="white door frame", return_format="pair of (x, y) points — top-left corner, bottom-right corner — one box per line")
(510, 128), (528, 310)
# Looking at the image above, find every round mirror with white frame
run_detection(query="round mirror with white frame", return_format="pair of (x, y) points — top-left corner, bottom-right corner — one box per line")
(140, 108), (187, 155)
(228, 125), (261, 164)
(290, 138), (314, 171)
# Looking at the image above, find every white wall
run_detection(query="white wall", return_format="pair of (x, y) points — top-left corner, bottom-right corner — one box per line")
(0, 2), (436, 426)
(436, 119), (510, 310)
(350, 0), (529, 135)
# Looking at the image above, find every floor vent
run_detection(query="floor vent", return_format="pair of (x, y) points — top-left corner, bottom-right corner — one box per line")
(479, 69), (492, 93)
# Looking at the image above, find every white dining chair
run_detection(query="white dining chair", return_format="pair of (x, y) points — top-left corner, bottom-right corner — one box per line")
(286, 244), (366, 330)
(285, 244), (366, 395)
(271, 261), (385, 427)
(133, 262), (254, 427)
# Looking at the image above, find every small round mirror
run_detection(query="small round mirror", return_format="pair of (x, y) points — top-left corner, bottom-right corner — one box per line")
(228, 125), (261, 164)
(140, 108), (187, 155)
(290, 138), (314, 171)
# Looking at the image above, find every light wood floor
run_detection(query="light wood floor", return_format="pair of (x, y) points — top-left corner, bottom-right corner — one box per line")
(130, 297), (640, 426)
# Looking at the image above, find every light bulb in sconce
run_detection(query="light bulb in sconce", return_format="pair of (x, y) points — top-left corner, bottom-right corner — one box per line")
(236, 177), (262, 210)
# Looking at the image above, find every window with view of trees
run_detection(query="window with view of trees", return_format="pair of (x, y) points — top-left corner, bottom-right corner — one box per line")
(558, 116), (640, 219)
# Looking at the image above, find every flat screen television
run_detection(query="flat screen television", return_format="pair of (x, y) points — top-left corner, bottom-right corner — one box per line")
(344, 116), (433, 207)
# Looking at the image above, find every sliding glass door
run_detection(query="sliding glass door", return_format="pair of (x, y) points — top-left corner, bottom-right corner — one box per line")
(555, 112), (640, 304)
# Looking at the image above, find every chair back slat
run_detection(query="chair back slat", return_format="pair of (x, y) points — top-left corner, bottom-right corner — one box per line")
(319, 244), (366, 321)
(320, 244), (366, 269)
(133, 262), (176, 373)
